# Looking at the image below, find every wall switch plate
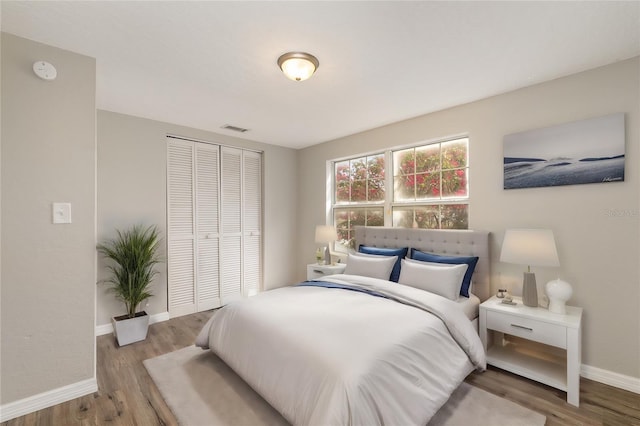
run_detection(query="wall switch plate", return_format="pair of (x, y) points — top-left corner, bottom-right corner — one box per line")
(52, 202), (72, 224)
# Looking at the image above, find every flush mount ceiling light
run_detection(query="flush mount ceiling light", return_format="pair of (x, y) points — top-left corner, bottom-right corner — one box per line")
(277, 52), (319, 82)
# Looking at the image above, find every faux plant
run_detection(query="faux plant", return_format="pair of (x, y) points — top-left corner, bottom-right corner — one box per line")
(97, 225), (162, 319)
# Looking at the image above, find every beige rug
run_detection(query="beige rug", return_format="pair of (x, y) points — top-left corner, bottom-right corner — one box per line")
(144, 346), (546, 426)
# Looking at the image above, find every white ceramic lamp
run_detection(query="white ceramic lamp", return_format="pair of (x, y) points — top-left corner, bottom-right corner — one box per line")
(315, 225), (337, 265)
(500, 229), (560, 307)
(545, 278), (572, 314)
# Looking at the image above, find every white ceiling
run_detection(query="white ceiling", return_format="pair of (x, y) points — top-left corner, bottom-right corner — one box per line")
(2, 1), (639, 149)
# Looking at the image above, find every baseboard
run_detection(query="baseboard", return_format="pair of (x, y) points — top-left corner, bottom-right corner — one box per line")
(95, 322), (113, 336)
(581, 364), (640, 394)
(95, 311), (170, 336)
(0, 378), (97, 422)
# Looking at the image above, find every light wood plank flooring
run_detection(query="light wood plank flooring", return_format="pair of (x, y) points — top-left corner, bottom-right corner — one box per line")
(2, 311), (639, 425)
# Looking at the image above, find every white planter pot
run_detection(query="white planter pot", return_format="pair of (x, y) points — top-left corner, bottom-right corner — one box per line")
(111, 311), (149, 346)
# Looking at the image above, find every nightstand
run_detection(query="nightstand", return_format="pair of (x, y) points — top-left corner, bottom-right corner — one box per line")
(306, 263), (346, 280)
(479, 296), (582, 406)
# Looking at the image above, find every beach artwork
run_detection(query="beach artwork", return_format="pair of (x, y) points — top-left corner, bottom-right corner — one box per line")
(503, 113), (625, 189)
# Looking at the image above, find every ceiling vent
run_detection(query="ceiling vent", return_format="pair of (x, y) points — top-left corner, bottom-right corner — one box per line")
(221, 124), (249, 133)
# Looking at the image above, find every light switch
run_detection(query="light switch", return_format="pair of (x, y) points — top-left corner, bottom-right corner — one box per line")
(52, 202), (72, 224)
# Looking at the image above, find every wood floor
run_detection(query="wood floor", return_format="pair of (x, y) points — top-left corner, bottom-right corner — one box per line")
(3, 311), (639, 426)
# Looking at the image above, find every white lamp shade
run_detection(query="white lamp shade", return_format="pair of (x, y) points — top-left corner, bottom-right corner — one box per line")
(500, 229), (560, 268)
(315, 225), (337, 244)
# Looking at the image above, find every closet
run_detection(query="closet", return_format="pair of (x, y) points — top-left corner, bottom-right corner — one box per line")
(167, 136), (262, 317)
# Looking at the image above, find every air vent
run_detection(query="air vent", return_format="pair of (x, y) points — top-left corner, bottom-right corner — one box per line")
(221, 124), (249, 133)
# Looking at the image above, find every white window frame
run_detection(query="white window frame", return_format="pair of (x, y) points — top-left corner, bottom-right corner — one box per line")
(328, 136), (470, 253)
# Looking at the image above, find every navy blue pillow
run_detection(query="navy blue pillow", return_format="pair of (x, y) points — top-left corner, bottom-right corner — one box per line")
(358, 245), (408, 282)
(410, 248), (479, 298)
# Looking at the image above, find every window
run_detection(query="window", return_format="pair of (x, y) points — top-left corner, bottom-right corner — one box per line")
(331, 137), (469, 249)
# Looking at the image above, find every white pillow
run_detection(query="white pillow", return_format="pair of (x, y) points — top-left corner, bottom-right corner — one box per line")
(398, 259), (468, 301)
(343, 252), (397, 281)
(403, 257), (474, 294)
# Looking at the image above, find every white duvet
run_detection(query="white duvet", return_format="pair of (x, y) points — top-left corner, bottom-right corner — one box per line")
(196, 274), (486, 426)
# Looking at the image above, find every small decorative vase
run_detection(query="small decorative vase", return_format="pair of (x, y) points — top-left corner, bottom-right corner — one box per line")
(545, 278), (572, 314)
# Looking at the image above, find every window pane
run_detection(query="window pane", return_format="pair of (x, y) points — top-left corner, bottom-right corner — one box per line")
(394, 149), (414, 176)
(415, 172), (440, 199)
(392, 207), (414, 228)
(442, 168), (468, 198)
(351, 179), (367, 202)
(350, 208), (366, 227)
(394, 174), (415, 201)
(368, 178), (385, 201)
(335, 161), (350, 203)
(335, 210), (349, 241)
(442, 139), (468, 169)
(351, 157), (367, 180)
(415, 144), (440, 173)
(334, 207), (384, 250)
(366, 209), (384, 226)
(414, 206), (440, 229)
(349, 157), (367, 203)
(367, 154), (385, 202)
(394, 149), (417, 202)
(441, 204), (468, 229)
(367, 154), (385, 180)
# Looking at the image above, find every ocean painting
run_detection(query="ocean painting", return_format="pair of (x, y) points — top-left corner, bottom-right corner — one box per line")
(504, 113), (625, 189)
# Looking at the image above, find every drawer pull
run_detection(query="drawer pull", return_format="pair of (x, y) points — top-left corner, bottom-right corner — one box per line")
(313, 269), (323, 274)
(510, 324), (533, 332)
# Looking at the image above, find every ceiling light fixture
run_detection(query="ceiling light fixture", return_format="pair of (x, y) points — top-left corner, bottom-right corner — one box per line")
(277, 52), (319, 82)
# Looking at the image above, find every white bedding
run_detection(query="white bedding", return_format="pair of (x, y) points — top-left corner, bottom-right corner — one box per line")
(457, 293), (481, 320)
(196, 274), (486, 426)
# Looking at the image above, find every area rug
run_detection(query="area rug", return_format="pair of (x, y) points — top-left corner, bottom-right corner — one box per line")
(144, 345), (546, 426)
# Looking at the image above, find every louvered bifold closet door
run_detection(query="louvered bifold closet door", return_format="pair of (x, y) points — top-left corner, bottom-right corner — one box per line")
(243, 151), (262, 296)
(168, 137), (262, 316)
(167, 139), (197, 317)
(220, 147), (243, 304)
(195, 144), (221, 311)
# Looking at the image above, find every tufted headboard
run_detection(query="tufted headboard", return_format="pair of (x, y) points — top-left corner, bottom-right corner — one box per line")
(354, 226), (491, 301)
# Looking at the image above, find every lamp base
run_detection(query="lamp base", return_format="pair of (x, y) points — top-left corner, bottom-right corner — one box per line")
(522, 272), (538, 307)
(324, 245), (331, 266)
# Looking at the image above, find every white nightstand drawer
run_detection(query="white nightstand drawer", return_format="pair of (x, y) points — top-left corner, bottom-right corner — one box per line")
(486, 310), (567, 349)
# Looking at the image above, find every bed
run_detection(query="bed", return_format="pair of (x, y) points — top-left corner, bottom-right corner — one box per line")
(354, 226), (491, 328)
(196, 226), (490, 425)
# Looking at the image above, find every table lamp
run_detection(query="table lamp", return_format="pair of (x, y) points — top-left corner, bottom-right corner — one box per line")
(315, 225), (337, 265)
(500, 229), (559, 307)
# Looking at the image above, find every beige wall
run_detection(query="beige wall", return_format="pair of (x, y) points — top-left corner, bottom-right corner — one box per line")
(2, 28), (637, 409)
(297, 58), (640, 378)
(1, 33), (96, 403)
(97, 111), (298, 326)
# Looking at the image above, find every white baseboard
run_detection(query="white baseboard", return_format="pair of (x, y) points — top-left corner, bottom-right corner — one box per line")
(0, 378), (97, 423)
(581, 364), (640, 394)
(95, 311), (170, 336)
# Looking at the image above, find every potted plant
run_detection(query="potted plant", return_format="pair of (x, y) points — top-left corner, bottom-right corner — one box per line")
(97, 224), (162, 346)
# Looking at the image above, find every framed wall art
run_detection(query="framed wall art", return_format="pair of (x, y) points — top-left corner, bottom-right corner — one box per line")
(503, 113), (625, 189)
